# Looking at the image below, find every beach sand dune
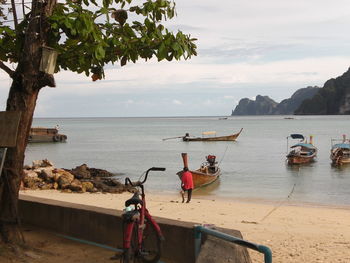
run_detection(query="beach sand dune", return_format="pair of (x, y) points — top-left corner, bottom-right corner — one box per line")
(19, 190), (350, 263)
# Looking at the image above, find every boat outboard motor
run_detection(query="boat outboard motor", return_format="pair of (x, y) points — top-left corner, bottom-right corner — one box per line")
(206, 155), (216, 165)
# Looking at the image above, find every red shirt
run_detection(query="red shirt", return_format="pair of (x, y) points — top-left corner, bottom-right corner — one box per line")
(181, 171), (194, 190)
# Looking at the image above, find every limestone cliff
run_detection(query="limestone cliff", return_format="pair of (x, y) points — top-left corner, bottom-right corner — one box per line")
(232, 95), (278, 115)
(295, 68), (350, 115)
(232, 87), (319, 115)
(274, 86), (320, 114)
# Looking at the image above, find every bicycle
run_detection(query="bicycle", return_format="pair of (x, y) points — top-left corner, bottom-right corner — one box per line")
(116, 167), (166, 263)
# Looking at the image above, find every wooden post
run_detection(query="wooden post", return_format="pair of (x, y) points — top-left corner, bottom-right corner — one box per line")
(181, 153), (188, 169)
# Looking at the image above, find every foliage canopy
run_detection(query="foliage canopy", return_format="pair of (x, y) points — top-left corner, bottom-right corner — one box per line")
(0, 0), (197, 80)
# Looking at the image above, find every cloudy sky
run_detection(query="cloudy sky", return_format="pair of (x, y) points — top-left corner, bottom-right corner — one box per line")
(1, 0), (350, 117)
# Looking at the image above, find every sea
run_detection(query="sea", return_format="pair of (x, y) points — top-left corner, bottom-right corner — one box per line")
(26, 115), (350, 207)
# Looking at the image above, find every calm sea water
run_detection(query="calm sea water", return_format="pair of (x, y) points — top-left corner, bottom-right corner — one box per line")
(26, 116), (350, 207)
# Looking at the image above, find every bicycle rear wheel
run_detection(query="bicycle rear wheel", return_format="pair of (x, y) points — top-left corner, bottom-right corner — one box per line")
(123, 222), (139, 263)
(140, 219), (162, 263)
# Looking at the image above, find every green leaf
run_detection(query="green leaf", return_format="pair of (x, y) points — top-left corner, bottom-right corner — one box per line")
(157, 42), (167, 61)
(95, 45), (105, 60)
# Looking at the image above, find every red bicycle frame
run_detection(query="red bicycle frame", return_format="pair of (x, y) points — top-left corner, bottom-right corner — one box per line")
(122, 167), (165, 254)
(123, 191), (163, 250)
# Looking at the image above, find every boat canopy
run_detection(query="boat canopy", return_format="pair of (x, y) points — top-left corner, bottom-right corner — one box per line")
(290, 134), (304, 140)
(291, 143), (316, 149)
(202, 131), (216, 136)
(332, 143), (350, 149)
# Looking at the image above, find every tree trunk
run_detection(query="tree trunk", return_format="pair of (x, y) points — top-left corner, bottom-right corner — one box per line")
(0, 0), (57, 244)
(0, 86), (39, 244)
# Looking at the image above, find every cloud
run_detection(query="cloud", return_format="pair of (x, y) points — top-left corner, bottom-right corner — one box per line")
(172, 99), (182, 105)
(1, 0), (350, 117)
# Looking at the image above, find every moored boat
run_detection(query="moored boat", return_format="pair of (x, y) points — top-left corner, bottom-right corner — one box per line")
(182, 128), (243, 142)
(177, 153), (220, 189)
(330, 135), (350, 166)
(286, 134), (317, 165)
(29, 127), (67, 143)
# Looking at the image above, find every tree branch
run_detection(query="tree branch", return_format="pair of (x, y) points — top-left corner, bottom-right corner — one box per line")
(22, 0), (25, 18)
(0, 61), (15, 77)
(11, 0), (19, 29)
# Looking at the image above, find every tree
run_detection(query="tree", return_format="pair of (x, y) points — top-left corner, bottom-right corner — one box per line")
(0, 0), (196, 244)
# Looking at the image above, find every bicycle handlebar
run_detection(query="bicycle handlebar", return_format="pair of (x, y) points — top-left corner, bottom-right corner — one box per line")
(150, 167), (166, 171)
(125, 167), (166, 187)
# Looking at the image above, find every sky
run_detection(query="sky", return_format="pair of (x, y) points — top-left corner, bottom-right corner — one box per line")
(1, 0), (350, 117)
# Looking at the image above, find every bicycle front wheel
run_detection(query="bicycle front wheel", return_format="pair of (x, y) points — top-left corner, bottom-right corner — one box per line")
(141, 219), (162, 263)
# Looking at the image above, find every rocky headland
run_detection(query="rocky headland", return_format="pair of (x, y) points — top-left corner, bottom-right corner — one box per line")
(22, 159), (134, 193)
(231, 86), (320, 115)
(295, 67), (350, 114)
(232, 67), (350, 115)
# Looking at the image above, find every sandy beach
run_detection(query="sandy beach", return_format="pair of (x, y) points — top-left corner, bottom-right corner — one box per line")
(19, 190), (350, 263)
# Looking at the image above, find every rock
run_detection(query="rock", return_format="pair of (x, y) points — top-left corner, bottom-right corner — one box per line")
(22, 161), (128, 194)
(23, 169), (39, 178)
(82, 182), (94, 192)
(69, 179), (83, 192)
(23, 175), (42, 189)
(90, 187), (99, 193)
(57, 170), (75, 189)
(32, 160), (42, 169)
(92, 180), (109, 192)
(70, 164), (91, 179)
(102, 178), (122, 187)
(42, 159), (54, 167)
(52, 168), (66, 182)
(39, 183), (53, 190)
(89, 167), (116, 177)
(32, 159), (54, 169)
(39, 167), (55, 182)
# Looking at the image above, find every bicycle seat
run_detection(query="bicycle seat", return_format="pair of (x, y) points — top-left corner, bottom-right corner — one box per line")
(125, 192), (143, 207)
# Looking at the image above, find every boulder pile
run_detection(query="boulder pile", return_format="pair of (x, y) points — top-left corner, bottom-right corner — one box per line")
(22, 159), (134, 193)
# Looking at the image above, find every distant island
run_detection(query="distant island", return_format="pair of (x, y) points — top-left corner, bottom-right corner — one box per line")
(232, 67), (350, 115)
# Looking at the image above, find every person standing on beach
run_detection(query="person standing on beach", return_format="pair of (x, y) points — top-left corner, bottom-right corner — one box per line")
(181, 167), (193, 203)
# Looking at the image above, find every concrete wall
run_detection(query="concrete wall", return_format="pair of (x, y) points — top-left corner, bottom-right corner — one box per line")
(19, 195), (251, 263)
(19, 195), (195, 263)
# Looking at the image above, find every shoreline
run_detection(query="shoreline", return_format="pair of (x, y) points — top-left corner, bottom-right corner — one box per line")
(137, 188), (350, 211)
(19, 189), (350, 263)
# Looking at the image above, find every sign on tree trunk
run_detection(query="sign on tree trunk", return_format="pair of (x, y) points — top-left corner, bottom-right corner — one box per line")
(0, 111), (21, 148)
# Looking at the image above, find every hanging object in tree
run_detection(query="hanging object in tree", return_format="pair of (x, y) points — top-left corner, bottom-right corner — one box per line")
(40, 46), (58, 74)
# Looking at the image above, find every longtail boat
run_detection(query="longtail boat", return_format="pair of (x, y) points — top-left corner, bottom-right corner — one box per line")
(286, 134), (317, 165)
(29, 127), (67, 143)
(330, 135), (350, 166)
(182, 128), (243, 142)
(177, 153), (220, 189)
